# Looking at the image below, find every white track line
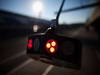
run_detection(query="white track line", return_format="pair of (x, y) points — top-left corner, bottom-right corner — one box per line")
(8, 59), (33, 74)
(42, 65), (54, 75)
(0, 51), (26, 64)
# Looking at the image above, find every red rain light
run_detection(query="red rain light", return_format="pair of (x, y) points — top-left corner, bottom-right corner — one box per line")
(28, 43), (32, 48)
(27, 39), (32, 48)
(29, 40), (32, 43)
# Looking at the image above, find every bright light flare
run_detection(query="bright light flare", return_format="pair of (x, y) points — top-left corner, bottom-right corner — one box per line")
(33, 1), (43, 13)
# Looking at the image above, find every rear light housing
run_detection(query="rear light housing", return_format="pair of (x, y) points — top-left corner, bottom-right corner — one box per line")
(46, 40), (57, 54)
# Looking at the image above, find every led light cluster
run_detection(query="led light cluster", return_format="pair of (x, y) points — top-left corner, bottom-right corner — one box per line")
(46, 40), (57, 54)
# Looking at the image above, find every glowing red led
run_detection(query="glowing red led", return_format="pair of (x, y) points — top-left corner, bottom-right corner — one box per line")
(27, 39), (32, 48)
(29, 40), (32, 43)
(28, 43), (32, 48)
